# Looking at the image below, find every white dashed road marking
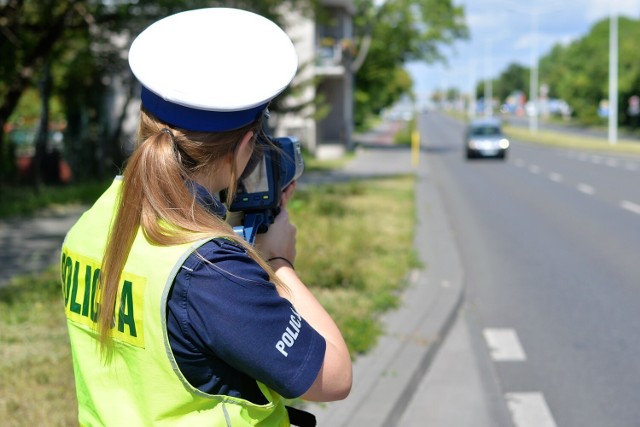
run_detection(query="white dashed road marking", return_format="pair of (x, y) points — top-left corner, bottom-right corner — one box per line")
(482, 329), (557, 427)
(483, 328), (527, 361)
(621, 200), (640, 215)
(577, 183), (595, 195)
(548, 172), (563, 182)
(498, 150), (636, 427)
(506, 392), (558, 427)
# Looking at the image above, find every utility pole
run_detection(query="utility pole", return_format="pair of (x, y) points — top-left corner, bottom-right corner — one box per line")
(484, 41), (493, 117)
(608, 12), (618, 144)
(529, 10), (539, 133)
(504, 4), (571, 132)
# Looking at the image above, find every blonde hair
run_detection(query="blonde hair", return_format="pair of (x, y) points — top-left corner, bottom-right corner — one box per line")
(97, 108), (280, 358)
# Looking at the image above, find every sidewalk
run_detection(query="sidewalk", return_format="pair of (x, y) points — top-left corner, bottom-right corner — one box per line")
(302, 135), (460, 425)
(0, 204), (86, 286)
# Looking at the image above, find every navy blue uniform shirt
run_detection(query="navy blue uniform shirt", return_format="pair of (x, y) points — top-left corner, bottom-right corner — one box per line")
(166, 183), (326, 403)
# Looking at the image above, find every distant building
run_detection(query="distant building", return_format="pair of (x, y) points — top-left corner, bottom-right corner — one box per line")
(275, 0), (355, 159)
(108, 3), (355, 160)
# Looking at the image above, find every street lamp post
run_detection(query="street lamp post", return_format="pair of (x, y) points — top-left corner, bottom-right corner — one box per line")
(504, 4), (571, 133)
(608, 12), (618, 145)
(469, 58), (477, 119)
(484, 41), (493, 117)
(529, 11), (539, 133)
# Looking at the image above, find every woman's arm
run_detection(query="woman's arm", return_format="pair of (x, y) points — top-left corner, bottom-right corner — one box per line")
(270, 258), (352, 401)
(256, 188), (352, 401)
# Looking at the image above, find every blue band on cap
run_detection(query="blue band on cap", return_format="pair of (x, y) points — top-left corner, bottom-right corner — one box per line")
(141, 86), (267, 132)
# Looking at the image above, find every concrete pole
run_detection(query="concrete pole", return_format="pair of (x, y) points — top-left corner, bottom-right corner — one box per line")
(608, 12), (618, 144)
(529, 11), (539, 133)
(469, 59), (477, 119)
(484, 42), (493, 117)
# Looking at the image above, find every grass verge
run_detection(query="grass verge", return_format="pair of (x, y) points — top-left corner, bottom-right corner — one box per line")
(0, 266), (75, 427)
(0, 174), (418, 424)
(504, 124), (640, 155)
(0, 180), (111, 219)
(393, 119), (415, 146)
(290, 175), (420, 355)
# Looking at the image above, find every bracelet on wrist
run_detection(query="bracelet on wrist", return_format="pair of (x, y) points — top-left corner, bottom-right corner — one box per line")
(268, 256), (295, 270)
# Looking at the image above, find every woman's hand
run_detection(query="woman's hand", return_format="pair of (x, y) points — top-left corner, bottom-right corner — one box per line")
(254, 181), (298, 263)
(280, 181), (296, 207)
(259, 208), (296, 262)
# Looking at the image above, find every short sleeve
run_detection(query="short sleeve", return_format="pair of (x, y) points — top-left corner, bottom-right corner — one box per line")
(167, 239), (326, 399)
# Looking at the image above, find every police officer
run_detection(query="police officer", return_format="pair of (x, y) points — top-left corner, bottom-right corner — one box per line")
(60, 8), (352, 426)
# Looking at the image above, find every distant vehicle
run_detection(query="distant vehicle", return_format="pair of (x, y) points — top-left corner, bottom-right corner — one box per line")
(465, 117), (509, 160)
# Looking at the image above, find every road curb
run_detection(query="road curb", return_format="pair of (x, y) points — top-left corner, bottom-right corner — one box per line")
(305, 150), (466, 426)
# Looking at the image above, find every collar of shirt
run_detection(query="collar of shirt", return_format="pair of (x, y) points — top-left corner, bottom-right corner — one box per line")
(187, 181), (227, 219)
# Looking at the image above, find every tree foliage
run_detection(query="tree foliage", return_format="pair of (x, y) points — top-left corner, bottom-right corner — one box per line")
(470, 16), (640, 128)
(1, 0), (470, 185)
(0, 0), (313, 186)
(352, 0), (468, 129)
(538, 16), (640, 126)
(495, 63), (530, 102)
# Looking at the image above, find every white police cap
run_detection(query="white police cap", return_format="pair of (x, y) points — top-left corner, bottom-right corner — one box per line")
(128, 8), (298, 132)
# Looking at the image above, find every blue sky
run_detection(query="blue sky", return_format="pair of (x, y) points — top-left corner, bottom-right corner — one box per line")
(407, 0), (640, 101)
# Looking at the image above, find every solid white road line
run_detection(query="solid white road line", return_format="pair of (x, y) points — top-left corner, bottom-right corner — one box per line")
(577, 183), (595, 195)
(621, 200), (640, 215)
(505, 392), (558, 427)
(483, 328), (527, 361)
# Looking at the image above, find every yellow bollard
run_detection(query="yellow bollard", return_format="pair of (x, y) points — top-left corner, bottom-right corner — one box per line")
(411, 129), (420, 168)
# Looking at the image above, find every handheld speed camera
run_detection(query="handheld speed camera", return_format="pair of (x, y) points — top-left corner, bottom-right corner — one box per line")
(229, 135), (304, 245)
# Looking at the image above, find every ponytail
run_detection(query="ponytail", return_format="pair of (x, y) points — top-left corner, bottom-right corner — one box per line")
(96, 110), (282, 360)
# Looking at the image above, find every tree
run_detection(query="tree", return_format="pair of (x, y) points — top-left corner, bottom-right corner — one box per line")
(352, 0), (468, 129)
(0, 1), (81, 185)
(494, 63), (529, 103)
(0, 0), (314, 186)
(538, 16), (640, 126)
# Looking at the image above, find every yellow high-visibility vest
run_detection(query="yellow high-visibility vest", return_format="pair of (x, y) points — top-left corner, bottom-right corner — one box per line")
(61, 177), (289, 426)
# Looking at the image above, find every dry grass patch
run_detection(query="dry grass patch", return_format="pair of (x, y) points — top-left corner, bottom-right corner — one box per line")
(290, 174), (419, 355)
(0, 266), (78, 427)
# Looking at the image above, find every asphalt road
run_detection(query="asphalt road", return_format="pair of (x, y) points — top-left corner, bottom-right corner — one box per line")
(420, 112), (640, 427)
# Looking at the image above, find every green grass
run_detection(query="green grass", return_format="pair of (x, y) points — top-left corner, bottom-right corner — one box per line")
(0, 172), (418, 424)
(290, 175), (419, 355)
(302, 148), (354, 172)
(393, 119), (415, 146)
(0, 266), (76, 427)
(0, 180), (111, 219)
